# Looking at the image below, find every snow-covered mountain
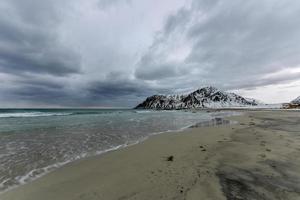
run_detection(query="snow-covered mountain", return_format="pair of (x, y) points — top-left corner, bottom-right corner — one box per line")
(283, 96), (300, 109)
(245, 98), (265, 106)
(291, 96), (300, 104)
(135, 86), (258, 109)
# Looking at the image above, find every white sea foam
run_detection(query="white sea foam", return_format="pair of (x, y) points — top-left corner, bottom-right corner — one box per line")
(134, 110), (153, 114)
(0, 112), (72, 118)
(0, 144), (133, 195)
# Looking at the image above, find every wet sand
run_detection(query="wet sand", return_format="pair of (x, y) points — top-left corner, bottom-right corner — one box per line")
(1, 110), (300, 200)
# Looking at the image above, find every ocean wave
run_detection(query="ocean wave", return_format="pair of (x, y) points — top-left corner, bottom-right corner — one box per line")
(0, 112), (72, 118)
(70, 111), (116, 115)
(0, 143), (132, 194)
(134, 110), (157, 114)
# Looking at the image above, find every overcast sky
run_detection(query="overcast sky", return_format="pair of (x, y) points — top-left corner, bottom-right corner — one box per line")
(0, 0), (300, 107)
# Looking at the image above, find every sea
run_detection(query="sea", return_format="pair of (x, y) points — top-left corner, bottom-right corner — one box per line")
(0, 108), (239, 193)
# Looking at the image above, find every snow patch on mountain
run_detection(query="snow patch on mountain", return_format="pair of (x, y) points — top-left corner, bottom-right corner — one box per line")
(244, 98), (265, 105)
(135, 86), (258, 110)
(291, 96), (300, 104)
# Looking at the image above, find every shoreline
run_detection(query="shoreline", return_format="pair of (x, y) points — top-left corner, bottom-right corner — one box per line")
(0, 110), (240, 195)
(1, 110), (300, 199)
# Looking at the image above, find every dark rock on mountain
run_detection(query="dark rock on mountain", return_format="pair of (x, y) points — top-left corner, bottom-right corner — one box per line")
(282, 96), (300, 109)
(291, 96), (300, 104)
(135, 86), (258, 110)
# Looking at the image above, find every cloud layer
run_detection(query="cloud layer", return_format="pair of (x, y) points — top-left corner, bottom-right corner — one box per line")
(135, 0), (300, 91)
(1, 0), (300, 107)
(0, 0), (81, 76)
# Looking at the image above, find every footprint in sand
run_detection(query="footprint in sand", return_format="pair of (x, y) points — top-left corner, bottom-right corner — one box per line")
(258, 153), (266, 158)
(165, 156), (174, 162)
(260, 141), (266, 146)
(199, 146), (207, 152)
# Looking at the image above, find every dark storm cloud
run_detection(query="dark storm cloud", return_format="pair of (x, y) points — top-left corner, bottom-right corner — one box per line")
(0, 73), (75, 107)
(15, 78), (65, 90)
(0, 0), (81, 76)
(135, 0), (300, 91)
(2, 83), (68, 107)
(86, 72), (171, 106)
(87, 81), (147, 107)
(3, 72), (170, 107)
(88, 80), (146, 97)
(4, 77), (93, 107)
(14, 86), (65, 101)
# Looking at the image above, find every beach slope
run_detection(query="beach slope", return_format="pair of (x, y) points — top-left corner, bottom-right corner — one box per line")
(1, 111), (300, 200)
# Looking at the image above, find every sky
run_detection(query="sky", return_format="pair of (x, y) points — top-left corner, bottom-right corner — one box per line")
(0, 0), (300, 107)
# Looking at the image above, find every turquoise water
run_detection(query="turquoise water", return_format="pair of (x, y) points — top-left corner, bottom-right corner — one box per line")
(0, 108), (237, 192)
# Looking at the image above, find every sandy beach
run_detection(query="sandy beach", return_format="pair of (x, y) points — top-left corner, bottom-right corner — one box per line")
(1, 110), (300, 200)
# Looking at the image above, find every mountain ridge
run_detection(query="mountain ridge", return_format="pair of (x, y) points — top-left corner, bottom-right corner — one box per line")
(135, 86), (258, 110)
(291, 96), (300, 104)
(282, 96), (300, 109)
